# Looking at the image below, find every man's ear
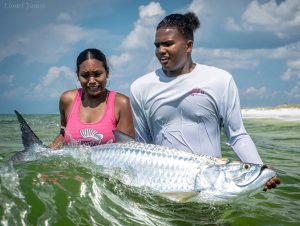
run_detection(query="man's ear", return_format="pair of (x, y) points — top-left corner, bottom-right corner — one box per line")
(186, 40), (193, 53)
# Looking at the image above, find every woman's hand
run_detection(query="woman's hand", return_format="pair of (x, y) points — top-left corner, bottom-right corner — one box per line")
(48, 134), (64, 149)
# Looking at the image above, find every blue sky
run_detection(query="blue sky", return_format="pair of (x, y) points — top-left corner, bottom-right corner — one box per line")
(0, 0), (299, 114)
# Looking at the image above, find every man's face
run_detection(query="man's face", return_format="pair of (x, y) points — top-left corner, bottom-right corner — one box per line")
(154, 27), (192, 76)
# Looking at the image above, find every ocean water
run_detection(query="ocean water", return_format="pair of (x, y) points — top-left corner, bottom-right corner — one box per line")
(0, 113), (299, 226)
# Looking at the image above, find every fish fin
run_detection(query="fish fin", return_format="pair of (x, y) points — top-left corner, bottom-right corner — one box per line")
(113, 130), (135, 143)
(14, 110), (44, 148)
(160, 192), (198, 202)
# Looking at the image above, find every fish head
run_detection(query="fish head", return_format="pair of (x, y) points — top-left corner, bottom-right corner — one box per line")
(195, 161), (276, 201)
(225, 162), (276, 189)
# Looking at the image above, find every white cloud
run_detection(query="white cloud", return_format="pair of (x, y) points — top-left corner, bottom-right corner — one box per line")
(0, 23), (109, 64)
(187, 0), (205, 15)
(109, 1), (166, 92)
(225, 17), (242, 32)
(266, 42), (300, 59)
(3, 66), (78, 100)
(121, 2), (165, 50)
(242, 86), (274, 99)
(139, 1), (164, 18)
(109, 53), (131, 68)
(192, 41), (300, 71)
(226, 0), (300, 38)
(56, 12), (72, 22)
(286, 82), (300, 98)
(193, 47), (259, 70)
(0, 74), (14, 84)
(244, 86), (266, 96)
(243, 0), (300, 28)
(42, 66), (75, 86)
(281, 59), (300, 80)
(287, 59), (300, 69)
(33, 66), (78, 97)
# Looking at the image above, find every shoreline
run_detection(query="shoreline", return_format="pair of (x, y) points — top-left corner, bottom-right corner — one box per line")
(241, 107), (300, 121)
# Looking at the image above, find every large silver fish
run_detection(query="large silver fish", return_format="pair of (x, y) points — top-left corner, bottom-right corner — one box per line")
(11, 110), (276, 202)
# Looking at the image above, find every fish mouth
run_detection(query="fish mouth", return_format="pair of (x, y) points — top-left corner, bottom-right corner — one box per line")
(236, 164), (274, 187)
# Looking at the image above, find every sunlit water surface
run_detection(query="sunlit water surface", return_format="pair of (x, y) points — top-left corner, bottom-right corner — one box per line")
(0, 114), (299, 226)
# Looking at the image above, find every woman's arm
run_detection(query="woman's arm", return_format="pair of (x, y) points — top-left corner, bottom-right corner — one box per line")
(115, 93), (135, 138)
(49, 90), (75, 149)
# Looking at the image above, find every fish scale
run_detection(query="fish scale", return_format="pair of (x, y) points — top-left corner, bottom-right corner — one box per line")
(89, 142), (213, 193)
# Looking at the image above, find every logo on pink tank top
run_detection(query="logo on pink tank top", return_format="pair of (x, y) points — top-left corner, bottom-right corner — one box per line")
(78, 128), (113, 146)
(80, 128), (104, 141)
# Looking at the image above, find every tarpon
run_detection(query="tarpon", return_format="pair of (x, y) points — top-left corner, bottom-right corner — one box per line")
(11, 110), (276, 202)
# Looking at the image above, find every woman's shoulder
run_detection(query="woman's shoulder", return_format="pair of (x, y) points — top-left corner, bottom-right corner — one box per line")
(60, 89), (78, 105)
(114, 92), (130, 106)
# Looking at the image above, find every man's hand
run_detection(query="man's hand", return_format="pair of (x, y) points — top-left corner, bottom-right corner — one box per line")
(263, 176), (280, 191)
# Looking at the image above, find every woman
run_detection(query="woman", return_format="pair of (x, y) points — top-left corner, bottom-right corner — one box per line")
(50, 48), (134, 148)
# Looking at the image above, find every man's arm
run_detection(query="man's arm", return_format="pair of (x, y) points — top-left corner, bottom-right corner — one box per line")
(221, 77), (279, 190)
(221, 77), (262, 163)
(129, 84), (153, 143)
(230, 135), (262, 164)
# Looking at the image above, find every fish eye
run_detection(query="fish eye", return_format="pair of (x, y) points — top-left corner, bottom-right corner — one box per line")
(243, 164), (250, 169)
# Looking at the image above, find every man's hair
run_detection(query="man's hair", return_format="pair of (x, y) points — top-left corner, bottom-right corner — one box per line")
(157, 12), (200, 41)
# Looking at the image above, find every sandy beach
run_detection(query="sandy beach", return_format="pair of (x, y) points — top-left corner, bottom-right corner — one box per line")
(241, 108), (300, 121)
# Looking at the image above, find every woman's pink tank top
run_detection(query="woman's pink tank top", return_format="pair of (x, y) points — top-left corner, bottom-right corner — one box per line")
(64, 89), (117, 146)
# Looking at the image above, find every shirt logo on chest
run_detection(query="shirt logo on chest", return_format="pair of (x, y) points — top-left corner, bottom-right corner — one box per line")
(190, 88), (205, 96)
(80, 128), (104, 141)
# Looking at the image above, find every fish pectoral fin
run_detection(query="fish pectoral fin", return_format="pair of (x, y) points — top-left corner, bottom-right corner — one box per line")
(113, 130), (135, 143)
(160, 192), (198, 202)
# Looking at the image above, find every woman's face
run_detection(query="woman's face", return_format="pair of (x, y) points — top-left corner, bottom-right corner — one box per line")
(78, 59), (108, 97)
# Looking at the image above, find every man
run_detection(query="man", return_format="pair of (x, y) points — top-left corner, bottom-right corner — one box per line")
(130, 12), (279, 191)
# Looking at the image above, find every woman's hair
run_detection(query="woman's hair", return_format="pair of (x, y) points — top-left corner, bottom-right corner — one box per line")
(76, 48), (109, 76)
(156, 12), (200, 41)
